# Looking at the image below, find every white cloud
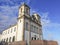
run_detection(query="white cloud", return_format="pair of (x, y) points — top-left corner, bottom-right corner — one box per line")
(0, 6), (19, 32)
(0, 0), (22, 6)
(21, 0), (31, 4)
(0, 0), (31, 6)
(0, 0), (31, 33)
(41, 12), (60, 45)
(41, 12), (50, 25)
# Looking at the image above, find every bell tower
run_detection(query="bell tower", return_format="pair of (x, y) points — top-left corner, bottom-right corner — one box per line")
(17, 3), (30, 41)
(18, 3), (30, 18)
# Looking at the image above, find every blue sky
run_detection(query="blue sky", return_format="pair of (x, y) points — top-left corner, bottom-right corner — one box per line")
(0, 0), (60, 45)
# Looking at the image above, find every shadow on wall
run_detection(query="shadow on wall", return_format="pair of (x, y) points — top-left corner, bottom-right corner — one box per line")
(0, 41), (26, 45)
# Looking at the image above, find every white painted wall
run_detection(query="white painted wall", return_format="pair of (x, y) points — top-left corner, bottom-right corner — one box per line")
(17, 18), (24, 41)
(1, 25), (17, 42)
(2, 32), (16, 42)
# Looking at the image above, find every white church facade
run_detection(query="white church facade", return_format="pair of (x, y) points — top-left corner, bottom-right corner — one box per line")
(0, 3), (43, 44)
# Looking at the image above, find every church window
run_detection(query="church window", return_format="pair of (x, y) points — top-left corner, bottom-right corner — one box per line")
(31, 25), (34, 32)
(34, 35), (37, 40)
(26, 8), (29, 14)
(12, 36), (15, 42)
(20, 20), (21, 23)
(9, 37), (11, 42)
(32, 37), (34, 40)
(21, 8), (22, 13)
(25, 22), (28, 30)
(34, 37), (36, 40)
(14, 27), (16, 32)
(34, 26), (36, 32)
(36, 27), (38, 33)
(6, 38), (8, 42)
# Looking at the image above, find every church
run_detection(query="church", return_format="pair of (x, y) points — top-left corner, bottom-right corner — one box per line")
(0, 3), (42, 44)
(0, 3), (58, 45)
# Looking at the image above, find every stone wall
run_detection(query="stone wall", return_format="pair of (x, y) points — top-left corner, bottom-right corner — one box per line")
(30, 40), (58, 45)
(0, 40), (58, 45)
(8, 41), (26, 45)
(0, 41), (26, 45)
(47, 41), (58, 45)
(30, 40), (43, 45)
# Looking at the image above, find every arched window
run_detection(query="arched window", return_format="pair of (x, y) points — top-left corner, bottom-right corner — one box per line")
(26, 8), (29, 14)
(32, 37), (34, 40)
(21, 8), (22, 13)
(6, 38), (8, 42)
(12, 36), (15, 42)
(25, 22), (28, 30)
(9, 37), (11, 42)
(31, 25), (33, 32)
(4, 39), (5, 42)
(34, 35), (37, 40)
(14, 27), (16, 32)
